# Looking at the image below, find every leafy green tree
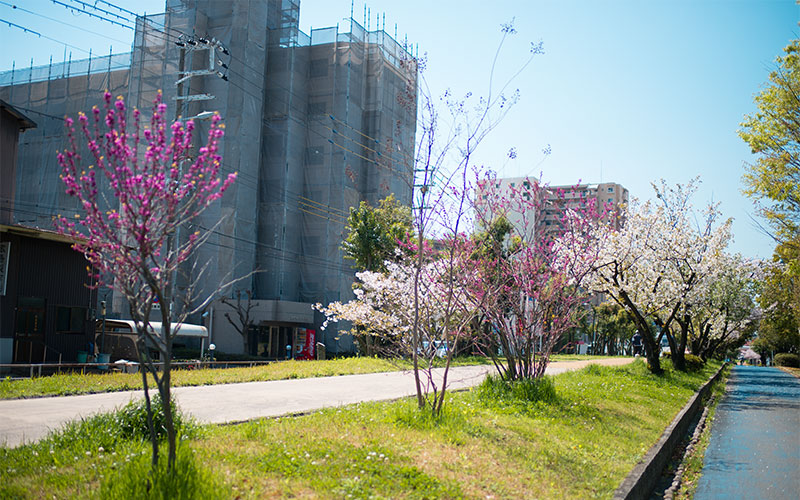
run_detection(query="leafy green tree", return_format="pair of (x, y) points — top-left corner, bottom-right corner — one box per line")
(342, 194), (412, 272)
(591, 302), (637, 355)
(757, 244), (800, 354)
(739, 39), (800, 357)
(739, 39), (800, 253)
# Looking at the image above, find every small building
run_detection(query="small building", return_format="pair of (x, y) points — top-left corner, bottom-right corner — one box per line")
(0, 100), (97, 366)
(0, 225), (98, 365)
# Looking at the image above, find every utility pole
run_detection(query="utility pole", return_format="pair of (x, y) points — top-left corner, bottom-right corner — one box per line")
(165, 35), (230, 321)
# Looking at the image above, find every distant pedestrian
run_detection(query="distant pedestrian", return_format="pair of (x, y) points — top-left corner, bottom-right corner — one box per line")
(632, 331), (643, 356)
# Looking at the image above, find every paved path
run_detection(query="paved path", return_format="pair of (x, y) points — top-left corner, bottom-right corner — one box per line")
(694, 365), (800, 499)
(0, 357), (633, 448)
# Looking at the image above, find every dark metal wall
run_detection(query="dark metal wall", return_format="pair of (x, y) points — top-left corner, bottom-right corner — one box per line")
(0, 230), (96, 362)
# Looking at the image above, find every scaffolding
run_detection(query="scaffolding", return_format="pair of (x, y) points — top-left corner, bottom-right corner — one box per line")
(0, 0), (417, 354)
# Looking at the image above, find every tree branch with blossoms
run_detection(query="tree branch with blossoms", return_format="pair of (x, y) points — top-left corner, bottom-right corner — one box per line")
(468, 175), (606, 380)
(56, 91), (236, 470)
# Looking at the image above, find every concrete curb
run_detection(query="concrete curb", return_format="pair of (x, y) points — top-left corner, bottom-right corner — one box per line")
(613, 363), (728, 500)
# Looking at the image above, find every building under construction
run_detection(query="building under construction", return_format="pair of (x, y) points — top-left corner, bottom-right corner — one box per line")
(0, 0), (418, 356)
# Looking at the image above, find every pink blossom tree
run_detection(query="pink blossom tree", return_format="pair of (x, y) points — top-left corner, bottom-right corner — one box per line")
(56, 91), (236, 469)
(468, 175), (606, 380)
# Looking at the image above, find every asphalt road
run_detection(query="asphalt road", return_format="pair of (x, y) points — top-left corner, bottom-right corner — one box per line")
(0, 357), (633, 448)
(694, 365), (800, 499)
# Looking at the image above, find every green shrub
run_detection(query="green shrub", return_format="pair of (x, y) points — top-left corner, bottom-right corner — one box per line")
(114, 394), (198, 442)
(774, 353), (800, 367)
(685, 354), (705, 372)
(475, 374), (557, 410)
(100, 445), (226, 499)
(661, 352), (704, 371)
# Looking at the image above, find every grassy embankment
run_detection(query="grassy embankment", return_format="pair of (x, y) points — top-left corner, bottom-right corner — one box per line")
(778, 366), (800, 378)
(0, 354), (609, 400)
(1, 358), (720, 499)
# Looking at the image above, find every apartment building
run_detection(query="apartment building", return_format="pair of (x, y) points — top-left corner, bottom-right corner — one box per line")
(475, 177), (629, 240)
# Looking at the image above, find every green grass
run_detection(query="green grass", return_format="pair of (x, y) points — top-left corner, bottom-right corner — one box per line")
(0, 356), (490, 400)
(1, 358), (719, 498)
(0, 394), (206, 499)
(551, 354), (628, 362)
(779, 366), (800, 378)
(0, 354), (608, 400)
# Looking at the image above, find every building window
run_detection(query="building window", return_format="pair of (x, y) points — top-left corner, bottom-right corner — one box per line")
(56, 306), (86, 334)
(608, 187), (614, 192)
(608, 198), (613, 202)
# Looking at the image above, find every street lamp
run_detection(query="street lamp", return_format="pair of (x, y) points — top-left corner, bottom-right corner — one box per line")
(100, 300), (106, 357)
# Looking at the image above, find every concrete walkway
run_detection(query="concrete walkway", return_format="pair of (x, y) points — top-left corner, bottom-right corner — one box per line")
(0, 357), (633, 448)
(694, 365), (800, 499)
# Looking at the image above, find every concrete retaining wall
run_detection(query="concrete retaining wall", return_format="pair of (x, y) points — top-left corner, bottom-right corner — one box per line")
(613, 363), (727, 500)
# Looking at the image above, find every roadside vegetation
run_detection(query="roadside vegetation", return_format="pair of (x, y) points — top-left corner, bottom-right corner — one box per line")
(0, 356), (490, 400)
(778, 366), (800, 378)
(0, 355), (611, 400)
(1, 359), (719, 498)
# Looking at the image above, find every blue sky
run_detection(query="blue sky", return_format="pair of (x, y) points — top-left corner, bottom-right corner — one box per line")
(1, 0), (798, 259)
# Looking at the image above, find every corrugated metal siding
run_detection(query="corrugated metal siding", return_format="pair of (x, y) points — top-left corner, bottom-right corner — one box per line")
(1, 232), (96, 361)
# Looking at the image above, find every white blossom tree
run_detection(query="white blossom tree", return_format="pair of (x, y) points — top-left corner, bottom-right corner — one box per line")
(688, 254), (762, 360)
(649, 180), (733, 370)
(316, 249), (477, 415)
(587, 180), (733, 373)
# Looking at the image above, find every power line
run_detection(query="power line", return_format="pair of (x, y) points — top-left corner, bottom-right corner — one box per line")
(49, 0), (133, 30)
(92, 0), (137, 19)
(0, 17), (91, 55)
(0, 1), (128, 44)
(64, 0), (131, 25)
(7, 12), (415, 179)
(6, 104), (63, 121)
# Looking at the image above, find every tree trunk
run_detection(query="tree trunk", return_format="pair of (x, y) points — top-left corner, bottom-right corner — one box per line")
(160, 308), (177, 469)
(411, 226), (425, 409)
(618, 290), (662, 374)
(138, 342), (159, 467)
(677, 315), (690, 365)
(667, 314), (690, 372)
(662, 326), (683, 371)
